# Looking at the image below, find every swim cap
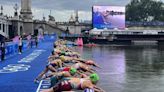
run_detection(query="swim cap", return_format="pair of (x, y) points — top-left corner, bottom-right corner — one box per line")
(84, 88), (94, 92)
(53, 44), (56, 48)
(69, 68), (77, 75)
(60, 55), (65, 61)
(60, 51), (65, 55)
(54, 49), (60, 54)
(90, 73), (99, 84)
(65, 52), (69, 56)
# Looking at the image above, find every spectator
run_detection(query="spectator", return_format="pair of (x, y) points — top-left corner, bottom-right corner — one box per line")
(18, 36), (23, 54)
(31, 37), (34, 48)
(66, 27), (69, 35)
(0, 40), (5, 61)
(27, 33), (32, 49)
(35, 36), (38, 48)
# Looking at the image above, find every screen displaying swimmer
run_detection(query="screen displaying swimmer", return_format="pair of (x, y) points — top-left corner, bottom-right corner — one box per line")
(92, 6), (125, 29)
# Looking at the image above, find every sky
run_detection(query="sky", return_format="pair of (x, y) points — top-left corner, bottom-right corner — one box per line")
(0, 0), (163, 22)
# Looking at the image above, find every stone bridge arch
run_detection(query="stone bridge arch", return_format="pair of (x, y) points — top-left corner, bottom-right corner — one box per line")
(33, 22), (66, 35)
(33, 23), (45, 36)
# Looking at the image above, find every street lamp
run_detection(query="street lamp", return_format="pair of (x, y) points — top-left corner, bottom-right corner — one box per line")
(0, 5), (3, 15)
(13, 4), (19, 16)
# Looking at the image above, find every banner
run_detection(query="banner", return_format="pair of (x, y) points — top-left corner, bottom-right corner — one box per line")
(93, 6), (125, 29)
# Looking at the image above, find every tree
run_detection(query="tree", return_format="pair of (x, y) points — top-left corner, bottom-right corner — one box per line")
(126, 0), (164, 22)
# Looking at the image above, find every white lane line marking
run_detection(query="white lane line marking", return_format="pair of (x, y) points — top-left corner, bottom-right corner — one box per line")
(36, 80), (43, 92)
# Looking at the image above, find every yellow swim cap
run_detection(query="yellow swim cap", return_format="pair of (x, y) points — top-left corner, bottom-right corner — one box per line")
(60, 55), (65, 61)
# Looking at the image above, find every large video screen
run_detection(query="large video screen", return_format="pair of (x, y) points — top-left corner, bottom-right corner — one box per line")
(92, 6), (125, 29)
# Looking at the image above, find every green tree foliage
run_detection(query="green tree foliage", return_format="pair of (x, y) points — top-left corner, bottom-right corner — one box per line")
(126, 0), (164, 22)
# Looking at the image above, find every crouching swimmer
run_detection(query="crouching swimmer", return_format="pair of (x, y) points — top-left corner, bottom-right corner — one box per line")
(42, 68), (77, 87)
(34, 59), (63, 83)
(41, 73), (105, 92)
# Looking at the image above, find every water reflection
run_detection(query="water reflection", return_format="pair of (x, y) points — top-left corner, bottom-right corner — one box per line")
(126, 46), (164, 75)
(123, 46), (164, 92)
(74, 45), (164, 92)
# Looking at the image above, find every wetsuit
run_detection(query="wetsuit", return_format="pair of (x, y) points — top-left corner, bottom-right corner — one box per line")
(71, 79), (84, 90)
(53, 78), (85, 92)
(57, 67), (71, 72)
(46, 63), (57, 68)
(73, 63), (88, 72)
(53, 80), (72, 92)
(50, 75), (64, 87)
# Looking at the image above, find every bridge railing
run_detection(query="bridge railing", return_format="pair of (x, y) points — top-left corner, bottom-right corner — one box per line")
(43, 34), (57, 41)
(0, 40), (29, 60)
(0, 34), (57, 61)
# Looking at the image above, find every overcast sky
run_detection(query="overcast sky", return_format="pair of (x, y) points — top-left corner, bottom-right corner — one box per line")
(0, 0), (163, 22)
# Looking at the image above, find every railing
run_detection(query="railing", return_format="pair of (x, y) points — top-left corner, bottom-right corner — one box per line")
(45, 22), (66, 32)
(101, 30), (164, 36)
(0, 41), (29, 59)
(0, 34), (57, 61)
(115, 38), (164, 41)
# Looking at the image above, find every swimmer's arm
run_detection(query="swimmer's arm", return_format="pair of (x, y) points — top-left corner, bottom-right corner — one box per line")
(64, 72), (72, 77)
(93, 85), (106, 92)
(75, 70), (82, 75)
(93, 63), (102, 69)
(87, 83), (102, 92)
(48, 56), (57, 62)
(76, 58), (101, 69)
(88, 69), (95, 73)
(89, 86), (105, 92)
(48, 55), (53, 59)
(90, 68), (97, 72)
(80, 74), (88, 78)
(48, 55), (56, 59)
(73, 58), (86, 62)
(85, 67), (96, 73)
(74, 70), (89, 78)
(80, 67), (94, 74)
(48, 56), (53, 62)
(42, 72), (59, 79)
(62, 63), (70, 67)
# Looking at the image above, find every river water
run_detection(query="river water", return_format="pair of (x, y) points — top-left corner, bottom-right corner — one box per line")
(73, 45), (164, 92)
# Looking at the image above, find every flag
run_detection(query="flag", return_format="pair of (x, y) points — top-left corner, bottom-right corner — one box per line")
(12, 36), (19, 43)
(79, 38), (83, 46)
(27, 35), (31, 40)
(38, 35), (44, 40)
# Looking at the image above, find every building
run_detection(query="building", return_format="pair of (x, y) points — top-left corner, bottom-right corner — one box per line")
(0, 0), (91, 41)
(0, 14), (12, 41)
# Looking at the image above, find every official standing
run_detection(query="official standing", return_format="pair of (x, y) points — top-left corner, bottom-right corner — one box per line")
(35, 36), (38, 48)
(18, 36), (23, 54)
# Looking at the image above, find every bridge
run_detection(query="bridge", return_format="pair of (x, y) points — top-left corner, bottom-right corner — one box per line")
(0, 0), (91, 41)
(33, 21), (66, 35)
(33, 21), (91, 35)
(0, 16), (91, 41)
(0, 15), (12, 40)
(59, 32), (164, 44)
(111, 34), (164, 41)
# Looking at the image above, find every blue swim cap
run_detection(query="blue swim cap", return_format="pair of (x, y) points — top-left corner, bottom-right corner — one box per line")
(84, 88), (94, 92)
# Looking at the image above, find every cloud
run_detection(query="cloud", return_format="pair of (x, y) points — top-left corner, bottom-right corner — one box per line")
(1, 0), (164, 11)
(0, 0), (130, 11)
(32, 0), (131, 11)
(31, 8), (91, 22)
(0, 0), (163, 21)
